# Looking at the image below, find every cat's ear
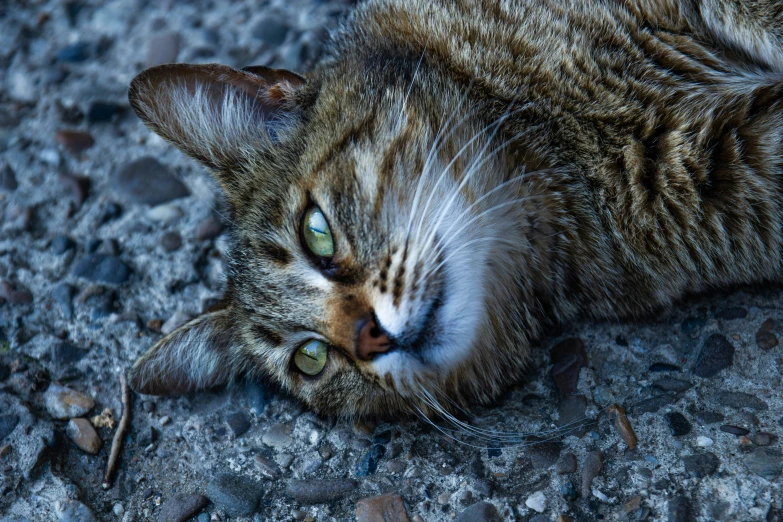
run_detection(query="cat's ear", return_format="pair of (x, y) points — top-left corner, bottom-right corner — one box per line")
(128, 63), (305, 190)
(128, 308), (244, 396)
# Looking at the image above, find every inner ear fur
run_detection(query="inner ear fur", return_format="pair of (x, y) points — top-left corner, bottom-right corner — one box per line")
(128, 63), (305, 192)
(127, 308), (244, 396)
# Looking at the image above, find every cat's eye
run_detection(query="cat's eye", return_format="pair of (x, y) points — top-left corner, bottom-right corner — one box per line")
(294, 340), (328, 376)
(302, 206), (334, 258)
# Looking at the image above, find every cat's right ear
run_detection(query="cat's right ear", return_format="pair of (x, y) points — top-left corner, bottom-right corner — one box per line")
(128, 63), (305, 192)
(127, 307), (244, 396)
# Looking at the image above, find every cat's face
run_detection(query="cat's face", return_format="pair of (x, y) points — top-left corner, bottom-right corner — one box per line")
(127, 62), (531, 417)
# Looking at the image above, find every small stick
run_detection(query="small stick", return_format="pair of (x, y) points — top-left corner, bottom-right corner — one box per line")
(102, 373), (131, 489)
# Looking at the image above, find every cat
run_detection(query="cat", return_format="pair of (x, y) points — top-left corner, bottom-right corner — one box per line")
(127, 0), (783, 419)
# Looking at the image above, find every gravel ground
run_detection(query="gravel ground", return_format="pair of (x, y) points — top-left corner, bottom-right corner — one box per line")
(1, 0), (782, 521)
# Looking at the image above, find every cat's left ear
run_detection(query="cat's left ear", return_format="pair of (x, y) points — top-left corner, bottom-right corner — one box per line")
(128, 307), (245, 396)
(128, 63), (305, 191)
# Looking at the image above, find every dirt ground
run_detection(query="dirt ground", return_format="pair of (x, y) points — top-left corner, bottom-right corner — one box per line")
(1, 0), (782, 521)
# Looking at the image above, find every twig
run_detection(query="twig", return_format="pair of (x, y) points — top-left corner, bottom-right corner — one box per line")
(102, 374), (131, 489)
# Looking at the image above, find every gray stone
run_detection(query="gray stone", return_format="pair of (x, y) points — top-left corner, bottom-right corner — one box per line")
(251, 16), (291, 45)
(113, 157), (189, 205)
(262, 423), (293, 449)
(206, 473), (263, 517)
(160, 231), (182, 252)
(0, 164), (17, 191)
(683, 452), (720, 478)
(555, 452), (577, 474)
(653, 378), (693, 392)
(285, 478), (358, 505)
(581, 450), (604, 497)
(664, 412), (692, 436)
(44, 384), (94, 419)
(55, 499), (98, 522)
(524, 439), (562, 470)
(356, 444), (385, 476)
(0, 414), (19, 441)
(710, 391), (768, 411)
(225, 411), (251, 437)
(146, 31), (180, 67)
(557, 395), (588, 436)
(456, 501), (503, 522)
(72, 254), (131, 284)
(550, 338), (588, 396)
(51, 235), (76, 254)
(66, 418), (102, 454)
(158, 493), (208, 522)
(692, 334), (735, 378)
(51, 342), (87, 365)
(744, 448), (783, 480)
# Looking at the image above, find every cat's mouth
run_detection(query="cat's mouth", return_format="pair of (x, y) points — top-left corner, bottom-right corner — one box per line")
(370, 282), (446, 362)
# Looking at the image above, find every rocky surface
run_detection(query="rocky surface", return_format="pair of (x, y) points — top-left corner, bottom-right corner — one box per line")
(1, 0), (782, 520)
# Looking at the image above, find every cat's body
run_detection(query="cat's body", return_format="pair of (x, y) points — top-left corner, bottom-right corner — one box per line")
(128, 0), (783, 418)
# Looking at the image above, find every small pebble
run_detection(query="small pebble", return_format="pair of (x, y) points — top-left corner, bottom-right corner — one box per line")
(682, 452), (720, 478)
(648, 362), (682, 372)
(753, 432), (773, 446)
(157, 493), (208, 522)
(113, 157), (189, 205)
(55, 130), (95, 153)
(356, 444), (386, 477)
(711, 391), (768, 411)
(206, 473), (263, 517)
(525, 491), (547, 513)
(86, 101), (123, 123)
(715, 307), (747, 320)
(262, 423), (293, 449)
(44, 383), (94, 419)
(72, 254), (131, 284)
(744, 448), (783, 480)
(555, 452), (577, 474)
(147, 319), (163, 333)
(0, 280), (33, 306)
(195, 216), (224, 241)
(159, 416), (171, 426)
(720, 424), (750, 436)
(0, 414), (20, 441)
(356, 492), (410, 522)
(148, 203), (184, 223)
(456, 501), (502, 522)
(66, 418), (102, 454)
(652, 378), (693, 392)
(0, 164), (18, 191)
(251, 15), (291, 45)
(664, 412), (692, 436)
(696, 436), (714, 447)
(692, 334), (735, 378)
(525, 439), (563, 469)
(160, 231), (183, 252)
(51, 235), (76, 254)
(254, 454), (280, 480)
(756, 319), (778, 350)
(285, 478), (357, 505)
(592, 488), (609, 502)
(55, 499), (98, 522)
(225, 411), (251, 437)
(51, 342), (87, 365)
(55, 42), (92, 62)
(581, 450), (604, 498)
(146, 31), (180, 67)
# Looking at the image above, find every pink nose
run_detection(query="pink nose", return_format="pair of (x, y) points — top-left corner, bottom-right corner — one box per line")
(357, 315), (392, 360)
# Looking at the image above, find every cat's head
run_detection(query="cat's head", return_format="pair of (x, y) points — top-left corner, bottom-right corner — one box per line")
(127, 60), (533, 418)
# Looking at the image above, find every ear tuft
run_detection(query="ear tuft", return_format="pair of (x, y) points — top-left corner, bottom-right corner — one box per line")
(128, 308), (242, 396)
(128, 63), (305, 188)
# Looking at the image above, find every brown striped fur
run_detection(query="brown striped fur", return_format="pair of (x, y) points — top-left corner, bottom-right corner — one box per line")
(127, 0), (783, 419)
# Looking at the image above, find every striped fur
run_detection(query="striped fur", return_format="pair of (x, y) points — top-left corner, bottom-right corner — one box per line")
(129, 0), (783, 419)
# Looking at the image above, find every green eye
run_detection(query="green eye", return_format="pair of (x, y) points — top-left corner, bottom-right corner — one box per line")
(294, 340), (328, 376)
(303, 206), (334, 258)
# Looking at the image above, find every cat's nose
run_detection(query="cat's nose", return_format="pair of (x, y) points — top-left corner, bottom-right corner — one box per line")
(357, 313), (393, 360)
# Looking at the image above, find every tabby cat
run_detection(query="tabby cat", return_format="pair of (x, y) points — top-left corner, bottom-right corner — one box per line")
(128, 0), (783, 418)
